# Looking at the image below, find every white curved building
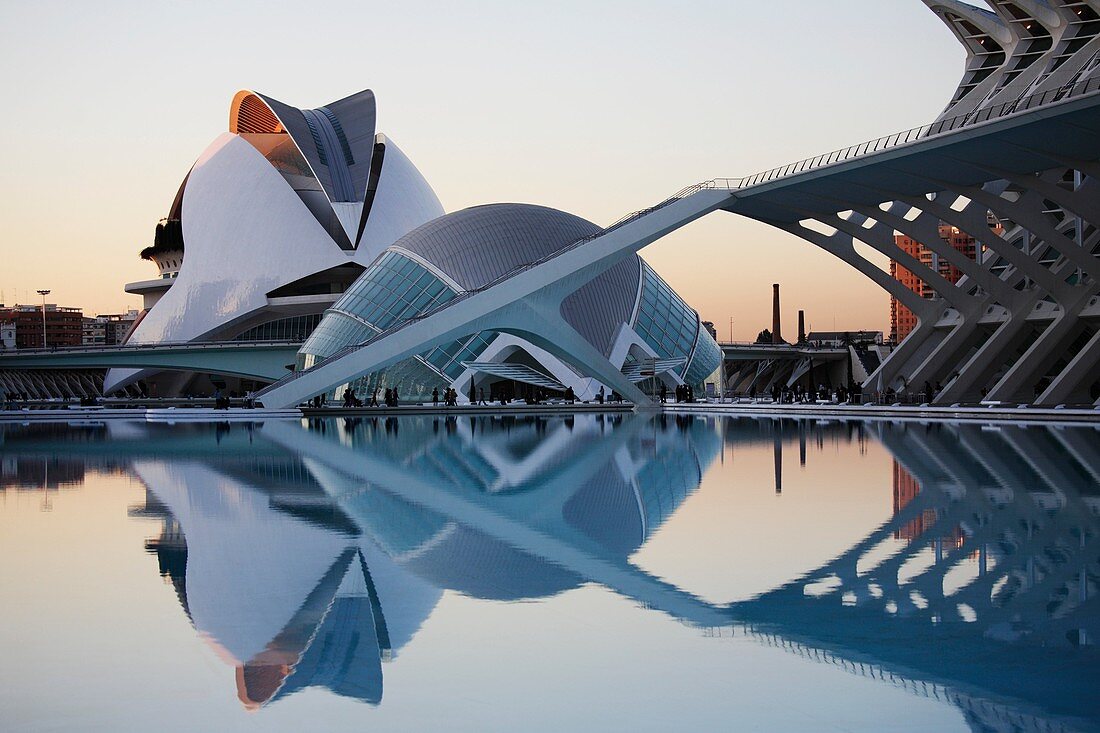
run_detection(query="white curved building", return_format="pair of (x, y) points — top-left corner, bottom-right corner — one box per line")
(296, 203), (722, 402)
(112, 89), (720, 401)
(109, 89), (444, 395)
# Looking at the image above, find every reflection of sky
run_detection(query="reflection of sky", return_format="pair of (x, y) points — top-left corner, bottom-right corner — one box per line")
(1, 417), (1098, 732)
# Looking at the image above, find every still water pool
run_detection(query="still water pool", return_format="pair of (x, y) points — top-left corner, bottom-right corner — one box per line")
(1, 414), (1097, 732)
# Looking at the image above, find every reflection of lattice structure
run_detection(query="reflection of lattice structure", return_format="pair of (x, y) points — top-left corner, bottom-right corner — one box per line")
(777, 422), (1100, 649)
(892, 460), (965, 546)
(732, 420), (1100, 730)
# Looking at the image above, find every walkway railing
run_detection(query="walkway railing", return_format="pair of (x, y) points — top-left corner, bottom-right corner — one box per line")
(707, 73), (1100, 191)
(5, 339), (301, 356)
(256, 73), (1100, 400)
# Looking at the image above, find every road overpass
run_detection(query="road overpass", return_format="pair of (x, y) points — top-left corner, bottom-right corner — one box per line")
(0, 341), (299, 398)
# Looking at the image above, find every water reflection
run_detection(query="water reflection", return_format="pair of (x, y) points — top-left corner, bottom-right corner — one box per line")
(1, 415), (1098, 731)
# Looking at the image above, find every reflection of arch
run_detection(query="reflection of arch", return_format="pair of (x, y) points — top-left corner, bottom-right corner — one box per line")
(272, 412), (1100, 728)
(9, 414), (1100, 726)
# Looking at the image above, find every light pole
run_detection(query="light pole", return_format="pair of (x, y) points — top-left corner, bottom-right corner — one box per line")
(36, 289), (50, 349)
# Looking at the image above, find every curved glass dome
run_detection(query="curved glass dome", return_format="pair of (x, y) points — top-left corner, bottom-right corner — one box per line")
(297, 203), (721, 401)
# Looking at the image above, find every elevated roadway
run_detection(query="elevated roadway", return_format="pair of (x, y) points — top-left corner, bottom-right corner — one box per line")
(0, 340), (299, 383)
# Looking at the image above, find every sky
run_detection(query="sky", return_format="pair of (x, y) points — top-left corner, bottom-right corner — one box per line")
(0, 0), (964, 340)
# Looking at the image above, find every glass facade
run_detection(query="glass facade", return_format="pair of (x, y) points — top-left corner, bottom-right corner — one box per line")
(630, 264), (721, 390)
(334, 251), (456, 332)
(298, 251), (458, 370)
(342, 355), (447, 404)
(296, 249), (720, 401)
(233, 314), (324, 342)
(683, 329), (722, 388)
(423, 331), (498, 380)
(298, 251), (499, 400)
(633, 265), (701, 378)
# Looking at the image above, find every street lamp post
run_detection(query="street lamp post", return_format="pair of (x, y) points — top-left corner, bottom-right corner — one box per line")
(36, 289), (50, 349)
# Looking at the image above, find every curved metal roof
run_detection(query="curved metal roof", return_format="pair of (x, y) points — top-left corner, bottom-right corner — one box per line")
(390, 203), (601, 291)
(229, 89), (378, 206)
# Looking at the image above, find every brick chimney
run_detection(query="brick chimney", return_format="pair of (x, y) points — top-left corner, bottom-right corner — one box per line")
(772, 284), (782, 344)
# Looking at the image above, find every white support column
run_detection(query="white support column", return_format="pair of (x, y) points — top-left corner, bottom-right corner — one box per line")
(1037, 320), (1100, 404)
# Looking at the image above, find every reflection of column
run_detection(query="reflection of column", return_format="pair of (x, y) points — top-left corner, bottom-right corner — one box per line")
(773, 433), (782, 494)
(798, 424), (806, 468)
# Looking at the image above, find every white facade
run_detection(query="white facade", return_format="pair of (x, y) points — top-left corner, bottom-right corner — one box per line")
(106, 89), (444, 395)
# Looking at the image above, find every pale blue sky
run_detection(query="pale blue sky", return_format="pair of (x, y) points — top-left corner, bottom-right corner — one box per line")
(0, 0), (964, 338)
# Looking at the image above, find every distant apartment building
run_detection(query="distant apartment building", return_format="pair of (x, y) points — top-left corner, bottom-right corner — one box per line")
(0, 321), (15, 350)
(0, 304), (83, 349)
(889, 218), (997, 343)
(82, 309), (140, 346)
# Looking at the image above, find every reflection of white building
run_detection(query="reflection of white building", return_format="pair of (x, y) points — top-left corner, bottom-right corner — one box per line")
(109, 89), (443, 396)
(126, 414), (719, 708)
(133, 455), (441, 709)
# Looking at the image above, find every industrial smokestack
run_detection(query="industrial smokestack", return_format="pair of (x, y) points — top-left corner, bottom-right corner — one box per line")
(798, 310), (806, 344)
(772, 283), (782, 344)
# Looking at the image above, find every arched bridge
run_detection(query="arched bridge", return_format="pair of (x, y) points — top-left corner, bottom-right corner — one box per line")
(257, 75), (1100, 409)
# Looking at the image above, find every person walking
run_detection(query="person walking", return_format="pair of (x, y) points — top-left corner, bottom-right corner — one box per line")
(432, 387), (439, 407)
(477, 387), (487, 406)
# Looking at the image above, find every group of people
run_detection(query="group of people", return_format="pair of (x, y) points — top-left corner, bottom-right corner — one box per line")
(337, 386), (400, 408)
(657, 383), (695, 403)
(0, 387), (27, 410)
(432, 387), (461, 406)
(750, 383), (852, 404)
(316, 381), (637, 409)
